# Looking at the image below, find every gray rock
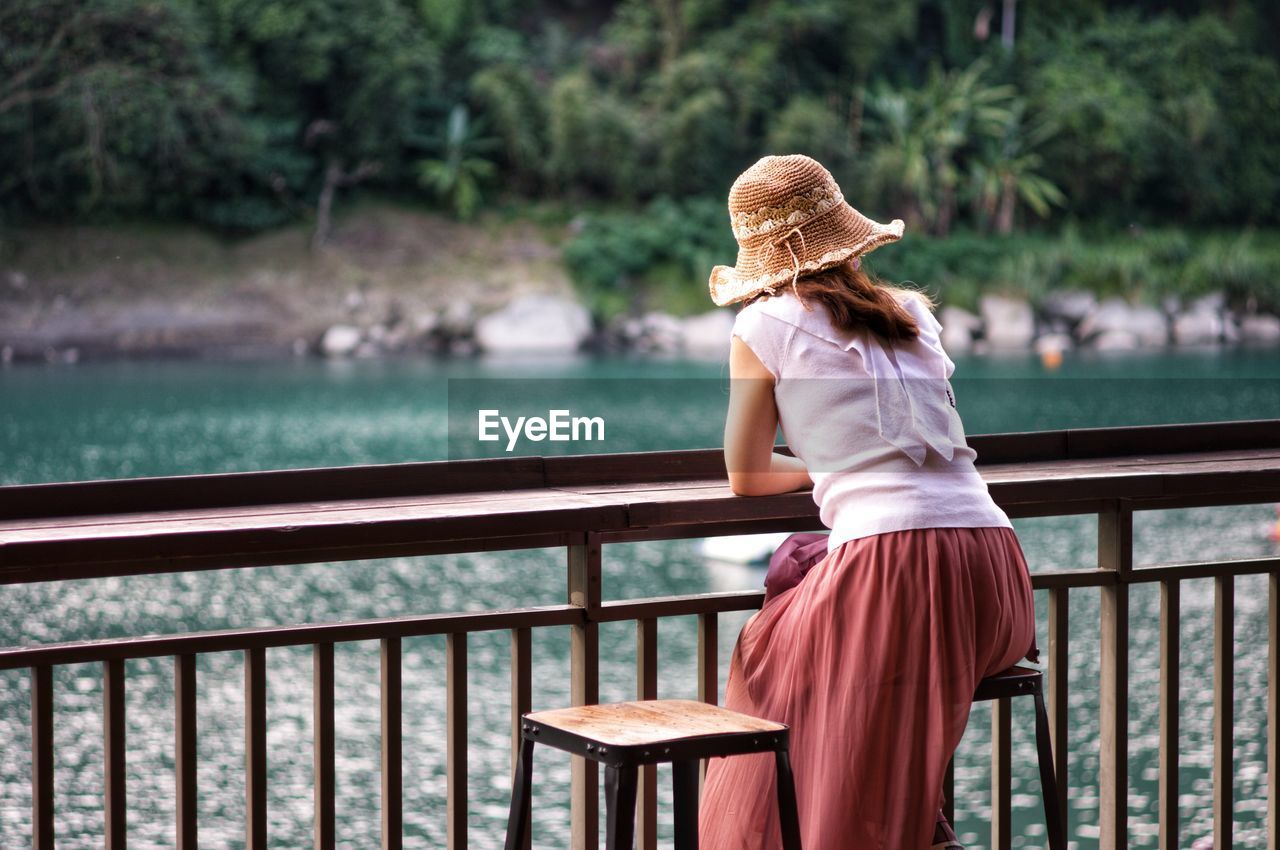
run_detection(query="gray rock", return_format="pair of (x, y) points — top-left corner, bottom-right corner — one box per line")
(1039, 290), (1097, 324)
(449, 338), (477, 357)
(938, 306), (980, 353)
(321, 324), (362, 357)
(1090, 330), (1140, 351)
(1191, 291), (1226, 313)
(1034, 332), (1073, 355)
(474, 294), (592, 354)
(1223, 315), (1240, 344)
(681, 310), (736, 354)
(629, 312), (684, 353)
(412, 310), (440, 336)
(1172, 309), (1224, 346)
(1078, 298), (1168, 347)
(1239, 314), (1280, 343)
(1130, 305), (1169, 346)
(439, 300), (475, 337)
(979, 294), (1035, 349)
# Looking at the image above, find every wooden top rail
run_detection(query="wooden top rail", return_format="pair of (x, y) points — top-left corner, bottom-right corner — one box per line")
(1, 419), (1278, 584)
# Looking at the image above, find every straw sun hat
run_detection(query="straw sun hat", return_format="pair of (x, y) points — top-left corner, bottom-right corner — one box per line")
(708, 154), (904, 307)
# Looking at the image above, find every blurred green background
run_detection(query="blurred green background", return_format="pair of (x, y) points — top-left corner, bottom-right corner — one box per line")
(3, 0), (1279, 317)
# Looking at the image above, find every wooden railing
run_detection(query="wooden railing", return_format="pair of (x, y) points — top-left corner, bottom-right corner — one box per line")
(2, 419), (1279, 850)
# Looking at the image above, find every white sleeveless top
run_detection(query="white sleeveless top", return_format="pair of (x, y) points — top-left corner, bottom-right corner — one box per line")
(732, 289), (1012, 552)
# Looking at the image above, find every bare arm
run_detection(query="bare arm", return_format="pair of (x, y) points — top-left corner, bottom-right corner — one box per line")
(723, 335), (812, 496)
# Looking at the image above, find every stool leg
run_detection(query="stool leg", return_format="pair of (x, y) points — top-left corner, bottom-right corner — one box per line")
(504, 737), (534, 850)
(1033, 690), (1067, 850)
(605, 764), (639, 850)
(672, 758), (700, 850)
(774, 750), (803, 850)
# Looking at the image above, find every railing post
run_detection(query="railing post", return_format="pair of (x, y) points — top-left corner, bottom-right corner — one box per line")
(636, 618), (658, 850)
(1048, 586), (1070, 830)
(510, 628), (532, 850)
(314, 643), (336, 850)
(1158, 581), (1180, 850)
(245, 647), (267, 850)
(104, 658), (126, 850)
(568, 532), (601, 850)
(381, 637), (403, 850)
(1214, 575), (1234, 850)
(175, 654), (197, 850)
(1098, 500), (1131, 850)
(32, 664), (53, 850)
(698, 611), (718, 790)
(991, 696), (1012, 850)
(1270, 570), (1278, 850)
(448, 632), (468, 850)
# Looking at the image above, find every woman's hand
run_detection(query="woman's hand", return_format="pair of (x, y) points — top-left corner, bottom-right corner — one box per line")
(724, 336), (812, 496)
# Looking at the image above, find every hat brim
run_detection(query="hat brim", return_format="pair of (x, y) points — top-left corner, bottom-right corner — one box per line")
(709, 206), (904, 307)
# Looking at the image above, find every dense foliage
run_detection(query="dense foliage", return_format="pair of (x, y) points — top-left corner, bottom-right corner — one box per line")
(3, 1), (1278, 296)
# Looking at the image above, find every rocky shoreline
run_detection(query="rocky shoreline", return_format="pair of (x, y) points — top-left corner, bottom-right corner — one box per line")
(4, 282), (1280, 365)
(5, 210), (1278, 364)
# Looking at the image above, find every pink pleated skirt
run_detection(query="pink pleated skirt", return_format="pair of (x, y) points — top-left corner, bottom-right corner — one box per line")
(698, 526), (1036, 850)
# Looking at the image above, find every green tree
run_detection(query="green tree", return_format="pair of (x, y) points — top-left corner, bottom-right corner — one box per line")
(766, 95), (849, 173)
(547, 72), (643, 199)
(200, 0), (438, 240)
(0, 0), (241, 223)
(863, 60), (1014, 236)
(416, 105), (498, 220)
(470, 64), (548, 193)
(967, 101), (1064, 234)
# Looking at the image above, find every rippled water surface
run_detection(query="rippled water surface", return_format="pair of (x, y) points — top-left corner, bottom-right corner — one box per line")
(1, 349), (1278, 849)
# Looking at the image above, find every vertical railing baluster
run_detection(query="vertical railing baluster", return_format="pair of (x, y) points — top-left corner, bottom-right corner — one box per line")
(381, 637), (402, 850)
(104, 658), (126, 850)
(568, 533), (601, 850)
(636, 618), (658, 850)
(32, 664), (53, 850)
(698, 611), (718, 790)
(1159, 581), (1180, 850)
(314, 643), (335, 850)
(697, 612), (717, 707)
(245, 647), (267, 850)
(175, 654), (197, 850)
(1213, 576), (1234, 850)
(447, 633), (468, 850)
(1048, 586), (1069, 828)
(510, 628), (532, 850)
(991, 697), (1012, 850)
(1269, 570), (1278, 850)
(1098, 501), (1132, 850)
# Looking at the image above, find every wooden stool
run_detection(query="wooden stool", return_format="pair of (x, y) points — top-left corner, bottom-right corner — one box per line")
(503, 699), (803, 850)
(968, 667), (1067, 850)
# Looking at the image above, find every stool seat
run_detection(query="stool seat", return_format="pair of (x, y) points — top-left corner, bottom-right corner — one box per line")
(973, 666), (1043, 702)
(527, 699), (785, 746)
(507, 699), (802, 849)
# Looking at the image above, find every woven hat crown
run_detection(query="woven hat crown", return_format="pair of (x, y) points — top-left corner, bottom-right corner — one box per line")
(708, 154), (904, 307)
(727, 155), (842, 248)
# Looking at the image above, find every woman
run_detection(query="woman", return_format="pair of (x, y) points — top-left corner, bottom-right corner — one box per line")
(699, 155), (1036, 850)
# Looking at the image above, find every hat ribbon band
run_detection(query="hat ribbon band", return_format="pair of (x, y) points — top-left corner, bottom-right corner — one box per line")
(761, 225), (809, 299)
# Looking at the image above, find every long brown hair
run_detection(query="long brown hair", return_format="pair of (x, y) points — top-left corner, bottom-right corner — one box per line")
(751, 259), (933, 341)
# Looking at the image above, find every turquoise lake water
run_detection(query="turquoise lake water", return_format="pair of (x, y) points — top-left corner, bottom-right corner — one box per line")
(1, 348), (1278, 849)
